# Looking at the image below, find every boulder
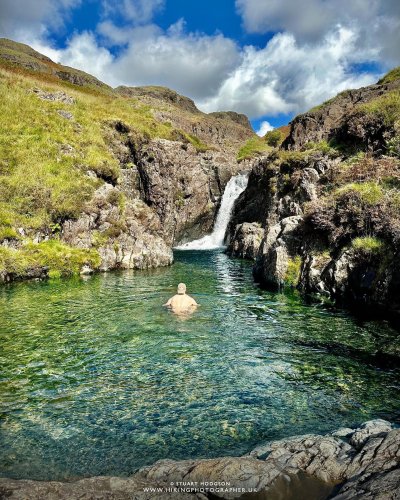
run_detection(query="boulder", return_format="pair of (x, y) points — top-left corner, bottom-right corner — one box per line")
(227, 222), (264, 260)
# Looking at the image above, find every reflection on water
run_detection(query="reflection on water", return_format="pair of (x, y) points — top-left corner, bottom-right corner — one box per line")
(0, 250), (399, 481)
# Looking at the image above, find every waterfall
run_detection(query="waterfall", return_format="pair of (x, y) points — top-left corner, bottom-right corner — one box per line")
(175, 173), (248, 250)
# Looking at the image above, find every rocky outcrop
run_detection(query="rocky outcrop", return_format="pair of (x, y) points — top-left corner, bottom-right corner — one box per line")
(61, 182), (173, 271)
(231, 149), (400, 314)
(0, 265), (49, 284)
(253, 215), (303, 288)
(1, 420), (399, 499)
(115, 85), (200, 114)
(284, 78), (400, 153)
(0, 38), (112, 92)
(134, 139), (243, 245)
(226, 222), (263, 260)
(228, 68), (400, 316)
(207, 111), (253, 131)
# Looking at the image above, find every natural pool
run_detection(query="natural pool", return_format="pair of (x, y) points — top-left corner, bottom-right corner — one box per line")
(1, 250), (400, 481)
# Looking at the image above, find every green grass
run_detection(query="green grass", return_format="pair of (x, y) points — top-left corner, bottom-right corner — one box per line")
(0, 66), (178, 238)
(377, 67), (400, 85)
(302, 140), (339, 155)
(351, 236), (384, 254)
(237, 136), (270, 161)
(335, 182), (384, 205)
(0, 65), (183, 277)
(359, 90), (400, 126)
(184, 133), (210, 152)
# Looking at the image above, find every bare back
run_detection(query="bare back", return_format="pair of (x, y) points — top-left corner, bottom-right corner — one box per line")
(165, 294), (198, 313)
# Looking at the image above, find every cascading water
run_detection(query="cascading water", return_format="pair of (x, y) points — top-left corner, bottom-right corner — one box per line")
(175, 173), (248, 250)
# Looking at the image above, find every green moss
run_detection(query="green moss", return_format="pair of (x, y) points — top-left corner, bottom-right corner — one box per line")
(237, 136), (270, 161)
(351, 236), (384, 254)
(0, 240), (101, 278)
(336, 182), (384, 205)
(285, 256), (302, 286)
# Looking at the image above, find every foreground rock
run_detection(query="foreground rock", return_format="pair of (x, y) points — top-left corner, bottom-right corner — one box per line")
(1, 420), (399, 499)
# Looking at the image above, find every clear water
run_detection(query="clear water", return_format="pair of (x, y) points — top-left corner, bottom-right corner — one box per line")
(0, 250), (399, 481)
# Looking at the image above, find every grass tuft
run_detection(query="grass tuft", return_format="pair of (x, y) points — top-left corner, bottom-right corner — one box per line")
(237, 136), (270, 161)
(351, 236), (384, 254)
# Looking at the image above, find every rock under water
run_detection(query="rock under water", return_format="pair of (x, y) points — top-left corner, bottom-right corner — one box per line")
(1, 420), (398, 499)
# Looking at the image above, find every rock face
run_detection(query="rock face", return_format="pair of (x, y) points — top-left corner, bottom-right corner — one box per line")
(228, 69), (400, 316)
(0, 38), (257, 280)
(226, 222), (264, 260)
(1, 420), (399, 499)
(283, 77), (400, 152)
(135, 139), (243, 245)
(56, 113), (249, 271)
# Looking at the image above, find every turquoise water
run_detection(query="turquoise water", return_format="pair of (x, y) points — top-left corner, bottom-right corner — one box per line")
(1, 250), (399, 481)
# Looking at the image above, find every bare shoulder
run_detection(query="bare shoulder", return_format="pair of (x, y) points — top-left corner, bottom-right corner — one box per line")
(188, 295), (198, 306)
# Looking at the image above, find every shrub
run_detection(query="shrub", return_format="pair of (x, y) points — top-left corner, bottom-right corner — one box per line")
(264, 129), (282, 147)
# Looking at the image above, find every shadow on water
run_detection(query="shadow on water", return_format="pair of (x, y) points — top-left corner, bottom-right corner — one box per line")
(0, 250), (399, 480)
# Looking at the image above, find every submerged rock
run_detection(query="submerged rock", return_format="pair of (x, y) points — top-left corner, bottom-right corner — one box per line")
(1, 420), (398, 499)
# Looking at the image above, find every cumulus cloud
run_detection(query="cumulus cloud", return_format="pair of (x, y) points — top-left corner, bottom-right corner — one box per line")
(0, 0), (81, 42)
(1, 0), (398, 120)
(198, 28), (377, 116)
(256, 121), (274, 136)
(109, 21), (240, 98)
(236, 0), (400, 64)
(42, 32), (113, 79)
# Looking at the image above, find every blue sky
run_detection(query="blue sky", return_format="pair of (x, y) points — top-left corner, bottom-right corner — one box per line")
(1, 0), (399, 133)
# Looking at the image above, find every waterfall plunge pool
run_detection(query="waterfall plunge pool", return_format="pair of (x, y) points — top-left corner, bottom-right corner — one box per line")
(0, 250), (399, 481)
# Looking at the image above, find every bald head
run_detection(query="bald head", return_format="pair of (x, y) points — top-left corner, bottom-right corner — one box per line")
(177, 283), (186, 294)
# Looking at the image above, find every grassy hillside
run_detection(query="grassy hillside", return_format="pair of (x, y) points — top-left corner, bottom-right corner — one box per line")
(0, 66), (177, 277)
(0, 38), (257, 280)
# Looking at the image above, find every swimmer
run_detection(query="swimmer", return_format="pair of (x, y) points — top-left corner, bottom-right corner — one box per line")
(163, 283), (198, 313)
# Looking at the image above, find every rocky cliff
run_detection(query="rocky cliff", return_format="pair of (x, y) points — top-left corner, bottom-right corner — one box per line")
(1, 419), (399, 499)
(0, 39), (253, 282)
(228, 69), (400, 318)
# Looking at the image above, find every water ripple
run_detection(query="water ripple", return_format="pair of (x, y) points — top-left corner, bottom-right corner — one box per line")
(0, 250), (399, 481)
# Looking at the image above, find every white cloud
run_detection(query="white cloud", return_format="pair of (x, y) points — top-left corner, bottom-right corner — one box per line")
(0, 0), (398, 121)
(236, 0), (400, 65)
(0, 0), (81, 43)
(198, 28), (377, 117)
(256, 121), (274, 136)
(109, 22), (240, 98)
(102, 0), (164, 25)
